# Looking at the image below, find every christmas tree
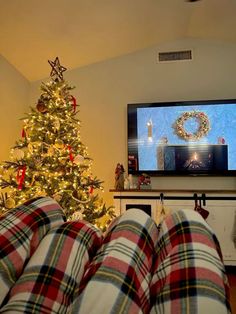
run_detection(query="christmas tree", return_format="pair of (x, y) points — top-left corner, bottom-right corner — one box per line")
(0, 57), (115, 230)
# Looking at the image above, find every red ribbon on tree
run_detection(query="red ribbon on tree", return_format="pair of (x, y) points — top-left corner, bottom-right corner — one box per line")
(70, 96), (77, 112)
(67, 145), (74, 162)
(88, 177), (94, 194)
(21, 128), (26, 138)
(16, 165), (26, 190)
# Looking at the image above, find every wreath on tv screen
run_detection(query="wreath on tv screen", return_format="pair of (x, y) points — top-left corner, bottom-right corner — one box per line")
(174, 111), (210, 141)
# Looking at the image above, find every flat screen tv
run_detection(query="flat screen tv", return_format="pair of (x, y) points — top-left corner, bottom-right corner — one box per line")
(127, 99), (236, 176)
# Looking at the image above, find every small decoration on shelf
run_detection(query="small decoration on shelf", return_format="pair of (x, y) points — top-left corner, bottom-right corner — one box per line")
(128, 174), (135, 189)
(114, 163), (125, 190)
(124, 177), (130, 190)
(174, 111), (210, 141)
(138, 173), (151, 190)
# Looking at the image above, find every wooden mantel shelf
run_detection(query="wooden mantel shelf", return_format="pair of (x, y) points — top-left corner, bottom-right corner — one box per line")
(110, 189), (236, 194)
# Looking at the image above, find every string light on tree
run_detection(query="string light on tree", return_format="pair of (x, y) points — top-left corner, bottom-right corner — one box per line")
(0, 57), (115, 230)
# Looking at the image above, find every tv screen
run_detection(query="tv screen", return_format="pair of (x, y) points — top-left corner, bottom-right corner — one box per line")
(127, 99), (236, 176)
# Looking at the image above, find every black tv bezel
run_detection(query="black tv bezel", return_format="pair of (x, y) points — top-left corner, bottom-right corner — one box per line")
(127, 99), (236, 177)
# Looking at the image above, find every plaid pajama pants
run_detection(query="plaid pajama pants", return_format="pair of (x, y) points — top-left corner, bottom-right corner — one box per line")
(150, 209), (231, 314)
(0, 220), (102, 314)
(71, 208), (159, 314)
(0, 196), (65, 307)
(0, 202), (231, 314)
(71, 208), (230, 314)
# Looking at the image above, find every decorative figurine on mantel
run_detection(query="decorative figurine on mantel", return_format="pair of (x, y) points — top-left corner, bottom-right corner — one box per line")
(138, 173), (151, 190)
(114, 163), (125, 190)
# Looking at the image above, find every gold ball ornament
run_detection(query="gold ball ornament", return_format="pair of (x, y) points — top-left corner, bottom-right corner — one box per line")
(96, 214), (110, 227)
(13, 148), (25, 160)
(47, 146), (55, 157)
(54, 139), (64, 149)
(73, 154), (84, 165)
(59, 181), (66, 189)
(53, 119), (60, 130)
(0, 165), (4, 175)
(37, 190), (47, 197)
(58, 157), (67, 165)
(53, 193), (62, 202)
(5, 197), (16, 209)
(28, 143), (34, 154)
(69, 211), (83, 221)
(56, 166), (66, 176)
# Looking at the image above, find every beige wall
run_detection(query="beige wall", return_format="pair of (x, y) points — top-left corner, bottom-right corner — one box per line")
(0, 55), (30, 161)
(29, 39), (236, 206)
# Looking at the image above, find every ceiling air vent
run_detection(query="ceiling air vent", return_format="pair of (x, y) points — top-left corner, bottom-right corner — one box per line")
(158, 50), (192, 62)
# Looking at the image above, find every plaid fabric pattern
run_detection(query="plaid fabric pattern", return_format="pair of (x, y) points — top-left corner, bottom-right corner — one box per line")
(0, 196), (65, 307)
(0, 220), (103, 314)
(71, 208), (159, 314)
(150, 209), (231, 314)
(0, 204), (231, 314)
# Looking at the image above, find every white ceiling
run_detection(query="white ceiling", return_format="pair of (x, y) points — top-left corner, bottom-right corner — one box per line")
(0, 0), (236, 82)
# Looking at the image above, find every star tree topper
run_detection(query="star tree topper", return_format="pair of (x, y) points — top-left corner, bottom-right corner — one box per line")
(48, 57), (67, 81)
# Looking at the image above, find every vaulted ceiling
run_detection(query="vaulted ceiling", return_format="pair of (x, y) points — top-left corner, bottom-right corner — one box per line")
(0, 0), (235, 81)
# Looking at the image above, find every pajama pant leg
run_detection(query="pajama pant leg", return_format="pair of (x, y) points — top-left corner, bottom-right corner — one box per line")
(0, 196), (65, 307)
(71, 208), (159, 314)
(0, 221), (102, 314)
(150, 209), (231, 314)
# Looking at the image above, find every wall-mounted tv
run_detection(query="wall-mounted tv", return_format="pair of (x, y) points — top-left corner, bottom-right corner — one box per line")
(127, 99), (236, 176)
